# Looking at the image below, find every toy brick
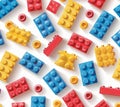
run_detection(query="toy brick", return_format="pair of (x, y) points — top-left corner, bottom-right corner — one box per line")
(58, 0), (82, 29)
(90, 11), (115, 39)
(19, 52), (44, 74)
(100, 86), (120, 96)
(79, 61), (97, 86)
(27, 0), (42, 12)
(62, 90), (84, 107)
(68, 33), (92, 53)
(112, 30), (120, 47)
(31, 96), (46, 107)
(114, 5), (120, 17)
(12, 102), (25, 107)
(88, 0), (106, 9)
(94, 44), (116, 67)
(0, 104), (2, 107)
(5, 21), (31, 46)
(112, 59), (120, 80)
(6, 77), (29, 98)
(47, 0), (60, 14)
(95, 99), (109, 107)
(43, 35), (63, 56)
(55, 50), (77, 70)
(33, 12), (55, 38)
(0, 51), (18, 81)
(0, 31), (4, 45)
(0, 0), (18, 19)
(43, 69), (67, 95)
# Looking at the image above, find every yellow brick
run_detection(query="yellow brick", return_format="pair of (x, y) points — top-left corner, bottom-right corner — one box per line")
(5, 21), (31, 46)
(94, 44), (116, 67)
(53, 100), (62, 107)
(0, 104), (2, 107)
(58, 0), (82, 29)
(115, 103), (120, 107)
(55, 50), (77, 70)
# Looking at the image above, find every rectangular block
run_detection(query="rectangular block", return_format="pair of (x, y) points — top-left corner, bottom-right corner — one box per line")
(68, 33), (92, 53)
(19, 52), (44, 73)
(90, 11), (115, 39)
(12, 102), (25, 107)
(95, 100), (109, 107)
(43, 69), (67, 95)
(79, 61), (97, 86)
(43, 35), (63, 56)
(6, 77), (29, 98)
(0, 0), (18, 19)
(33, 12), (55, 38)
(114, 5), (120, 17)
(0, 31), (4, 45)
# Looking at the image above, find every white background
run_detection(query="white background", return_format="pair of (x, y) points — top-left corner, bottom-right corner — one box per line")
(0, 0), (120, 106)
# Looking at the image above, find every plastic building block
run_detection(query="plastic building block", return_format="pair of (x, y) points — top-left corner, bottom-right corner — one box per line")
(27, 0), (42, 12)
(0, 0), (18, 19)
(80, 20), (88, 29)
(84, 91), (93, 100)
(19, 52), (44, 74)
(55, 50), (77, 70)
(79, 61), (97, 86)
(5, 21), (31, 46)
(100, 86), (120, 96)
(0, 104), (2, 107)
(32, 40), (41, 49)
(115, 103), (120, 107)
(58, 0), (82, 29)
(88, 0), (106, 9)
(114, 5), (120, 17)
(33, 12), (55, 38)
(53, 100), (62, 107)
(47, 0), (60, 14)
(112, 30), (120, 47)
(95, 100), (109, 107)
(43, 35), (63, 56)
(31, 96), (46, 107)
(90, 11), (115, 39)
(60, 0), (66, 2)
(86, 10), (94, 18)
(63, 90), (84, 107)
(43, 69), (67, 95)
(34, 84), (42, 93)
(6, 77), (29, 98)
(70, 76), (78, 84)
(94, 44), (116, 67)
(0, 30), (4, 45)
(18, 13), (26, 22)
(0, 51), (18, 82)
(112, 59), (120, 80)
(12, 102), (25, 107)
(68, 33), (92, 53)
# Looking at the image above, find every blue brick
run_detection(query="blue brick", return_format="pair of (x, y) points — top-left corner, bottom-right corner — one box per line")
(31, 96), (46, 107)
(79, 61), (97, 86)
(0, 0), (18, 19)
(90, 11), (115, 40)
(33, 12), (55, 38)
(114, 5), (120, 17)
(43, 69), (67, 95)
(112, 30), (120, 47)
(19, 52), (44, 73)
(0, 31), (4, 45)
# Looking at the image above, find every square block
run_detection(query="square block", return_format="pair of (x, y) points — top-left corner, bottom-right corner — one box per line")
(33, 12), (55, 38)
(95, 100), (109, 107)
(79, 61), (97, 86)
(90, 11), (115, 39)
(47, 0), (60, 14)
(43, 69), (67, 95)
(6, 77), (29, 98)
(19, 52), (44, 73)
(68, 33), (92, 53)
(94, 44), (116, 67)
(27, 0), (42, 12)
(12, 102), (25, 107)
(112, 30), (120, 47)
(0, 31), (4, 45)
(62, 90), (84, 107)
(114, 5), (120, 17)
(88, 0), (106, 8)
(0, 0), (18, 19)
(31, 96), (46, 107)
